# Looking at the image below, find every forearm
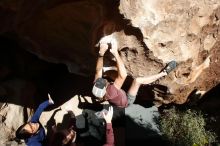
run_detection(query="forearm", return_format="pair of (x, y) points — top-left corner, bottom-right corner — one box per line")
(103, 123), (114, 146)
(31, 100), (50, 122)
(94, 56), (104, 81)
(114, 54), (127, 79)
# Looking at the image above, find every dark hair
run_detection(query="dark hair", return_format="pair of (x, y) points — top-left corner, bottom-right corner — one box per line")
(50, 129), (75, 146)
(16, 123), (32, 139)
(50, 130), (66, 146)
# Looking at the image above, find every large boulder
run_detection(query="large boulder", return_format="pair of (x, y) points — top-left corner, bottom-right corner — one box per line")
(0, 103), (27, 146)
(0, 0), (219, 105)
(119, 0), (220, 104)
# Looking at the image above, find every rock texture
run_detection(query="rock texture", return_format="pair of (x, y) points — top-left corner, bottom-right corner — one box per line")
(0, 0), (219, 104)
(0, 0), (220, 104)
(0, 0), (220, 145)
(119, 0), (220, 104)
(0, 103), (27, 146)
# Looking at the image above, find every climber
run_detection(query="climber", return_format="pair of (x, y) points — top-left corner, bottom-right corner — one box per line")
(92, 34), (177, 108)
(15, 93), (54, 146)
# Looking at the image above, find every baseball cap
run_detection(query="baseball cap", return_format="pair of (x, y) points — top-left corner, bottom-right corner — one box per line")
(92, 78), (107, 98)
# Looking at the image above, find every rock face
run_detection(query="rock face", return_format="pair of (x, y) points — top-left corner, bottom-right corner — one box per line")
(119, 0), (220, 104)
(1, 1), (220, 145)
(0, 103), (28, 146)
(0, 0), (220, 108)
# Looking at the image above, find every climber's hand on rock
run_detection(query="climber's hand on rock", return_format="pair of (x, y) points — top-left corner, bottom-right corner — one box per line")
(109, 38), (118, 56)
(99, 43), (108, 56)
(98, 35), (113, 56)
(99, 34), (113, 45)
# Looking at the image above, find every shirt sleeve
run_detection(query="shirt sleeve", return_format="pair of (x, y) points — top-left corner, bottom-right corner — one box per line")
(30, 100), (51, 122)
(103, 123), (114, 146)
